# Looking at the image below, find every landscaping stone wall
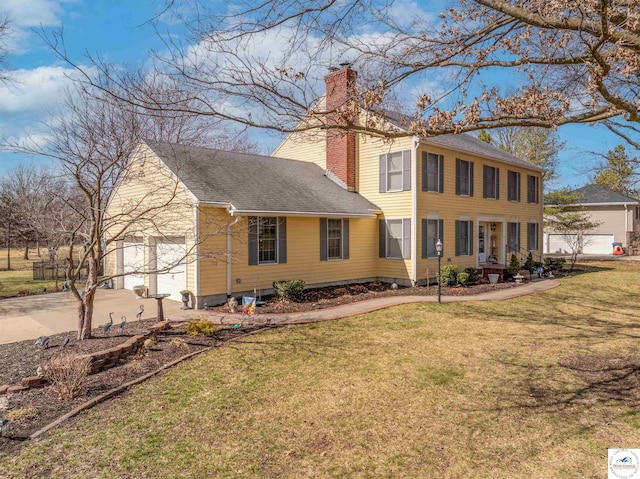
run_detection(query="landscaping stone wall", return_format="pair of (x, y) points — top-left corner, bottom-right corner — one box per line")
(0, 321), (171, 396)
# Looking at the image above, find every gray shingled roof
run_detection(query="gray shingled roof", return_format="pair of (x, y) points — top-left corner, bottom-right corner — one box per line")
(144, 140), (380, 217)
(382, 110), (544, 172)
(570, 184), (640, 204)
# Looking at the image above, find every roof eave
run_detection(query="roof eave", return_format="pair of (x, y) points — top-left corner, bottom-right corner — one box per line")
(228, 209), (380, 218)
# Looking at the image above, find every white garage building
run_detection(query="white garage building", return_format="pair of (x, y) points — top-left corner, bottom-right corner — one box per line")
(544, 184), (640, 255)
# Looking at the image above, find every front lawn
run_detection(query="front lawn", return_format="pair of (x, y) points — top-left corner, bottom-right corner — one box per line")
(1, 262), (639, 478)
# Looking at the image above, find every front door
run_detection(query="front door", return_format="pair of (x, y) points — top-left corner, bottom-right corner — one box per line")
(478, 224), (487, 262)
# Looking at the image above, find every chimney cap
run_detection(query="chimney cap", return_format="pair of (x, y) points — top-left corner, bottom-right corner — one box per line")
(328, 66), (339, 72)
(339, 61), (351, 68)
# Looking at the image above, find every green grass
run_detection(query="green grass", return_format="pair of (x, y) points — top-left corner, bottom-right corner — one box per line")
(2, 261), (640, 478)
(0, 249), (61, 298)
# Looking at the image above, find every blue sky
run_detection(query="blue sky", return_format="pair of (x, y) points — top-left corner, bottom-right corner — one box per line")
(0, 0), (629, 188)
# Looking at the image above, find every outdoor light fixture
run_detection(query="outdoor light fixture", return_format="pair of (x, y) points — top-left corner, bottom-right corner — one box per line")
(436, 239), (443, 304)
(491, 223), (497, 232)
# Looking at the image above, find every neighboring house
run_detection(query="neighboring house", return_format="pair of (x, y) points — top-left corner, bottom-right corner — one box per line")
(105, 65), (544, 306)
(544, 184), (640, 255)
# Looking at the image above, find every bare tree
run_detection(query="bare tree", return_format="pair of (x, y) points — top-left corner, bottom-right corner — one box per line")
(0, 15), (11, 85)
(5, 75), (230, 340)
(45, 1), (640, 146)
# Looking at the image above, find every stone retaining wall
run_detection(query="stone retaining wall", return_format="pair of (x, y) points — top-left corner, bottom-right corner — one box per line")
(0, 321), (171, 396)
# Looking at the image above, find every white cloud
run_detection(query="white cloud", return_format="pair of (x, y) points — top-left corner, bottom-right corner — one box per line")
(2, 0), (68, 27)
(0, 65), (78, 112)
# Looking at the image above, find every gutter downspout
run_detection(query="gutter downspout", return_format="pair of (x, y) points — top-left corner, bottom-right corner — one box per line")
(625, 204), (628, 233)
(411, 136), (419, 286)
(227, 213), (241, 299)
(194, 204), (200, 302)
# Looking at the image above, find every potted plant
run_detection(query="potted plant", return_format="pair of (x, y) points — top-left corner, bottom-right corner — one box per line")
(180, 290), (192, 310)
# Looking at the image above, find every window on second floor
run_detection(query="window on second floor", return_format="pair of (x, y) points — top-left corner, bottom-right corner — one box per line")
(508, 170), (521, 201)
(456, 158), (474, 196)
(422, 152), (444, 193)
(527, 175), (540, 204)
(483, 165), (499, 199)
(379, 151), (411, 193)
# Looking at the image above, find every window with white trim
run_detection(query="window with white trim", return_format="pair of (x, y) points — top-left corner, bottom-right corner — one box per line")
(386, 152), (404, 191)
(455, 220), (473, 256)
(507, 222), (520, 252)
(327, 219), (343, 259)
(386, 219), (403, 258)
(424, 219), (442, 258)
(258, 217), (278, 263)
(527, 175), (540, 204)
(508, 170), (521, 201)
(456, 158), (473, 196)
(423, 152), (443, 192)
(483, 165), (499, 199)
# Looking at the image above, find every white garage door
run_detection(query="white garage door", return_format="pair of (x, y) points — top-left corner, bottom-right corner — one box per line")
(156, 238), (187, 302)
(582, 234), (614, 255)
(546, 234), (576, 255)
(123, 241), (145, 290)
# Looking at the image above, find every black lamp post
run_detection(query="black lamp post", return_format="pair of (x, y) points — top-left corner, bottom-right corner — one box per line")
(436, 238), (443, 304)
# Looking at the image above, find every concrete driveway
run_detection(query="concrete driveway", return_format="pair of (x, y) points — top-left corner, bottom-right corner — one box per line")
(0, 290), (186, 345)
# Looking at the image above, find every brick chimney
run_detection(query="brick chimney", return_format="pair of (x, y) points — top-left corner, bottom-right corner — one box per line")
(324, 63), (357, 191)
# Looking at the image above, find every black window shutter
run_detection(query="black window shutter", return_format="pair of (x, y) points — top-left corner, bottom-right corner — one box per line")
(439, 156), (444, 193)
(455, 158), (461, 195)
(421, 219), (428, 258)
(379, 154), (387, 193)
(439, 219), (444, 254)
(248, 217), (258, 265)
(483, 165), (488, 198)
(402, 150), (411, 191)
(379, 219), (386, 258)
(320, 218), (328, 261)
(421, 152), (427, 192)
(402, 218), (411, 259)
(469, 220), (474, 253)
(343, 219), (350, 259)
(517, 222), (521, 249)
(495, 168), (500, 200)
(455, 220), (461, 256)
(277, 217), (287, 264)
(469, 161), (474, 196)
(517, 172), (521, 201)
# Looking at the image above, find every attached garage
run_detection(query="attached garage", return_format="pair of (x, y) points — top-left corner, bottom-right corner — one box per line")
(582, 234), (614, 255)
(122, 240), (145, 290)
(155, 238), (187, 302)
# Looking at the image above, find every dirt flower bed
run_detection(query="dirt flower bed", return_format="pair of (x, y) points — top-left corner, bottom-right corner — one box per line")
(210, 279), (526, 314)
(0, 319), (259, 451)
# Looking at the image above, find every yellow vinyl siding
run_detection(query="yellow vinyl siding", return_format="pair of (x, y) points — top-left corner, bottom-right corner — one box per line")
(415, 144), (543, 281)
(105, 144), (197, 292)
(273, 129), (327, 169)
(197, 206), (232, 296)
(226, 216), (378, 294)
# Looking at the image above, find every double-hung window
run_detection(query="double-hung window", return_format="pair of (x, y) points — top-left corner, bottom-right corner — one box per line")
(379, 151), (410, 193)
(422, 152), (444, 193)
(248, 217), (287, 265)
(320, 218), (350, 261)
(456, 159), (474, 196)
(455, 220), (474, 256)
(379, 219), (411, 259)
(527, 223), (539, 251)
(527, 175), (540, 204)
(508, 171), (521, 201)
(507, 222), (520, 253)
(422, 219), (444, 258)
(483, 165), (499, 199)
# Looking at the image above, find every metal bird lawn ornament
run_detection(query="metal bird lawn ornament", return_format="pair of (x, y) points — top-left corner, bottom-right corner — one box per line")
(103, 312), (114, 334)
(120, 315), (127, 329)
(136, 305), (144, 321)
(62, 338), (70, 348)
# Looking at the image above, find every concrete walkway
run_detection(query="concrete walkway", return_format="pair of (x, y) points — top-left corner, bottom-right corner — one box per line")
(174, 278), (562, 326)
(0, 279), (560, 344)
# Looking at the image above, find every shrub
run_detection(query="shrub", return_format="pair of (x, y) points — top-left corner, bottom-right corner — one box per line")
(524, 252), (535, 272)
(43, 354), (91, 400)
(508, 254), (521, 273)
(463, 267), (481, 284)
(438, 265), (458, 286)
(272, 279), (306, 301)
(186, 318), (216, 337)
(6, 407), (37, 421)
(457, 272), (470, 287)
(349, 284), (369, 294)
(544, 257), (566, 271)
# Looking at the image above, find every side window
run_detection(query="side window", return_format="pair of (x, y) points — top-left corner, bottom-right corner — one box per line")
(379, 151), (411, 193)
(456, 159), (474, 196)
(422, 152), (444, 193)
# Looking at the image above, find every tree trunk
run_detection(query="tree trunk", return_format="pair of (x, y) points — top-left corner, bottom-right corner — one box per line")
(77, 256), (99, 340)
(23, 243), (29, 260)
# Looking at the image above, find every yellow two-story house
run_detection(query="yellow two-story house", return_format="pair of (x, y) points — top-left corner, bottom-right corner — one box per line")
(105, 65), (543, 307)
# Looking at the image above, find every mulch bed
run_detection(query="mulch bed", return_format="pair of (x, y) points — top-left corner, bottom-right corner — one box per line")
(209, 280), (526, 314)
(0, 320), (260, 452)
